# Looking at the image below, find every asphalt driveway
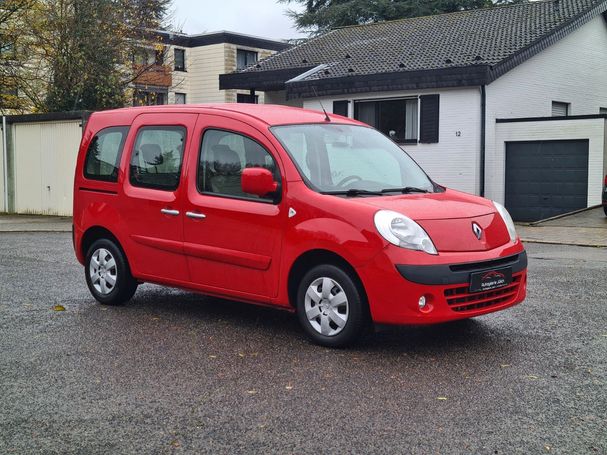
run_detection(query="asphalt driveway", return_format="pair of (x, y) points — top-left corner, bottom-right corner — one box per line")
(0, 232), (606, 454)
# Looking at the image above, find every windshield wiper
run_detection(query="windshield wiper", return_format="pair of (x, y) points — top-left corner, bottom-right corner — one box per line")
(380, 186), (430, 194)
(321, 188), (384, 197)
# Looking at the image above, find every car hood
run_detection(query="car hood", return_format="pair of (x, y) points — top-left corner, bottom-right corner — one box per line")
(357, 189), (510, 252)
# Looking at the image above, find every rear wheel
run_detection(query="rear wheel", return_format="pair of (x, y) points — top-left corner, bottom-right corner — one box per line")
(296, 264), (368, 347)
(85, 239), (137, 305)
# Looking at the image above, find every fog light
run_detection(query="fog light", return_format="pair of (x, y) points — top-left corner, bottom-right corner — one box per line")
(418, 296), (427, 310)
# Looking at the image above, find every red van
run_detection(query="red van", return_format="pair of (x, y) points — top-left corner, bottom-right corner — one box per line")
(73, 104), (527, 347)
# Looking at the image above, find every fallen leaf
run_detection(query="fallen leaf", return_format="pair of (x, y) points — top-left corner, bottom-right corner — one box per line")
(151, 317), (160, 320)
(500, 364), (511, 368)
(527, 375), (539, 380)
(170, 440), (181, 448)
(209, 355), (217, 359)
(437, 397), (448, 401)
(285, 385), (293, 390)
(52, 304), (65, 311)
(238, 353), (245, 358)
(247, 390), (257, 395)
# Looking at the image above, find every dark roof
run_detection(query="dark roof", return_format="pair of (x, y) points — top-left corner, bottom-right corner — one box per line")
(157, 31), (290, 52)
(220, 0), (607, 98)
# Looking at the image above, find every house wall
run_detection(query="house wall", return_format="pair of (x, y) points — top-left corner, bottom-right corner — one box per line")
(168, 43), (276, 105)
(494, 118), (606, 207)
(12, 120), (82, 216)
(302, 87), (482, 195)
(485, 16), (607, 202)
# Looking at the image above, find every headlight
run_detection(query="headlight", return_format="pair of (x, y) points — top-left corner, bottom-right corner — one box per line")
(374, 210), (438, 255)
(493, 201), (517, 242)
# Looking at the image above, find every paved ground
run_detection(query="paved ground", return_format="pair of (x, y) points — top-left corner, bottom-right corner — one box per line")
(0, 232), (605, 454)
(516, 207), (607, 248)
(0, 214), (72, 232)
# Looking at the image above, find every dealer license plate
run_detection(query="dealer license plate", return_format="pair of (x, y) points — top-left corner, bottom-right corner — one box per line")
(469, 267), (512, 293)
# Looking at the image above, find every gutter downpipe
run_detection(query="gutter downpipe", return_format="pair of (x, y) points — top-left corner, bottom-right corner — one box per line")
(480, 85), (486, 197)
(2, 116), (8, 212)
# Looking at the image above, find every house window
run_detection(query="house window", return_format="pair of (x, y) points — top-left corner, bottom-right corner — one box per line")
(133, 89), (167, 106)
(333, 100), (349, 117)
(174, 48), (185, 71)
(552, 101), (570, 117)
(236, 93), (258, 104)
(237, 49), (258, 70)
(354, 98), (418, 143)
(174, 93), (186, 104)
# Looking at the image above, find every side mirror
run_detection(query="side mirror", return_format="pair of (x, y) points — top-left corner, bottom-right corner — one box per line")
(241, 167), (279, 198)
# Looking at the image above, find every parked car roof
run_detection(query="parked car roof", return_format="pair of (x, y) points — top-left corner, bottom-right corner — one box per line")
(90, 104), (362, 127)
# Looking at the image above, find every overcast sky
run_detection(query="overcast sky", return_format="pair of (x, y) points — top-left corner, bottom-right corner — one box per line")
(170, 0), (306, 40)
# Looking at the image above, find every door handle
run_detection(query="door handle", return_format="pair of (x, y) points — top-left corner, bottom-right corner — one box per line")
(161, 208), (180, 216)
(186, 211), (206, 220)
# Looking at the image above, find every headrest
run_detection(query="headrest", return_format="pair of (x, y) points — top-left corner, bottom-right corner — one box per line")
(140, 144), (163, 166)
(211, 144), (241, 175)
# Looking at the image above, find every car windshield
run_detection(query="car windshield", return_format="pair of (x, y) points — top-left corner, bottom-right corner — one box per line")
(271, 123), (435, 195)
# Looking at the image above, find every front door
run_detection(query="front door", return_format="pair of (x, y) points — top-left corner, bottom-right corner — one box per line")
(183, 114), (286, 299)
(121, 113), (197, 282)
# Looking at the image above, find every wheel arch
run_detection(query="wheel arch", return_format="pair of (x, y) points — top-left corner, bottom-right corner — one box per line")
(287, 249), (368, 309)
(81, 226), (127, 261)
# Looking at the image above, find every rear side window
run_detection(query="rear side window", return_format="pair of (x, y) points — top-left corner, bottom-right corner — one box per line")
(84, 126), (129, 182)
(129, 126), (186, 191)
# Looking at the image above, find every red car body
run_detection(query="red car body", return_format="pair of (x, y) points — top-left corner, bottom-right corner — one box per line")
(73, 104), (526, 330)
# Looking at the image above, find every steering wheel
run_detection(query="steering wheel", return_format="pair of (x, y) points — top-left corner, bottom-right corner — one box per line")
(336, 175), (363, 188)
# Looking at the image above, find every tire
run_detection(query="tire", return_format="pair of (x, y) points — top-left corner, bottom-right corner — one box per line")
(603, 204), (607, 217)
(296, 264), (369, 348)
(85, 238), (137, 305)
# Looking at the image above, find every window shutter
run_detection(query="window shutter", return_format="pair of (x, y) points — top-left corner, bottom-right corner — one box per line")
(333, 100), (349, 117)
(419, 94), (440, 143)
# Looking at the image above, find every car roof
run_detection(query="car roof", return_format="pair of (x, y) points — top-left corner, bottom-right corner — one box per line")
(90, 104), (363, 127)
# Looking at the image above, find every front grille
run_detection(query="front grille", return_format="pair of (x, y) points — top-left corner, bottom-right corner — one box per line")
(444, 275), (522, 312)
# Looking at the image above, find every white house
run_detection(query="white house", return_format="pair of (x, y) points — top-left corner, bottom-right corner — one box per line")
(221, 0), (607, 221)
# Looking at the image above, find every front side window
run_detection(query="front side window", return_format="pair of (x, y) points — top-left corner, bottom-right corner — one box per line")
(198, 129), (279, 202)
(130, 126), (186, 191)
(354, 98), (418, 143)
(272, 124), (434, 194)
(84, 127), (129, 182)
(236, 49), (258, 70)
(174, 92), (186, 104)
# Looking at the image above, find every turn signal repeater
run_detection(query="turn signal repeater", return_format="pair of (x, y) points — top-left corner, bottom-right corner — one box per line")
(418, 295), (433, 313)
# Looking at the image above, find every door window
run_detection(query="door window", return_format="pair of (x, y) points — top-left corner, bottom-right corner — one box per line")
(129, 126), (186, 191)
(198, 129), (279, 202)
(84, 126), (129, 182)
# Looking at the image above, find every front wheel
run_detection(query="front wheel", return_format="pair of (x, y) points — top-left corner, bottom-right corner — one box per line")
(296, 264), (369, 347)
(85, 238), (138, 305)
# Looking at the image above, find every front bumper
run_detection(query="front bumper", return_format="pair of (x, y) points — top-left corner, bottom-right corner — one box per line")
(357, 243), (528, 325)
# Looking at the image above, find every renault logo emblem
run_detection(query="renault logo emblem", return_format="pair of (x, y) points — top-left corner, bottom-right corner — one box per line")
(472, 222), (483, 240)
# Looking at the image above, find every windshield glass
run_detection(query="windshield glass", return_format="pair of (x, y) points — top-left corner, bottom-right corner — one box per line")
(271, 124), (435, 194)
